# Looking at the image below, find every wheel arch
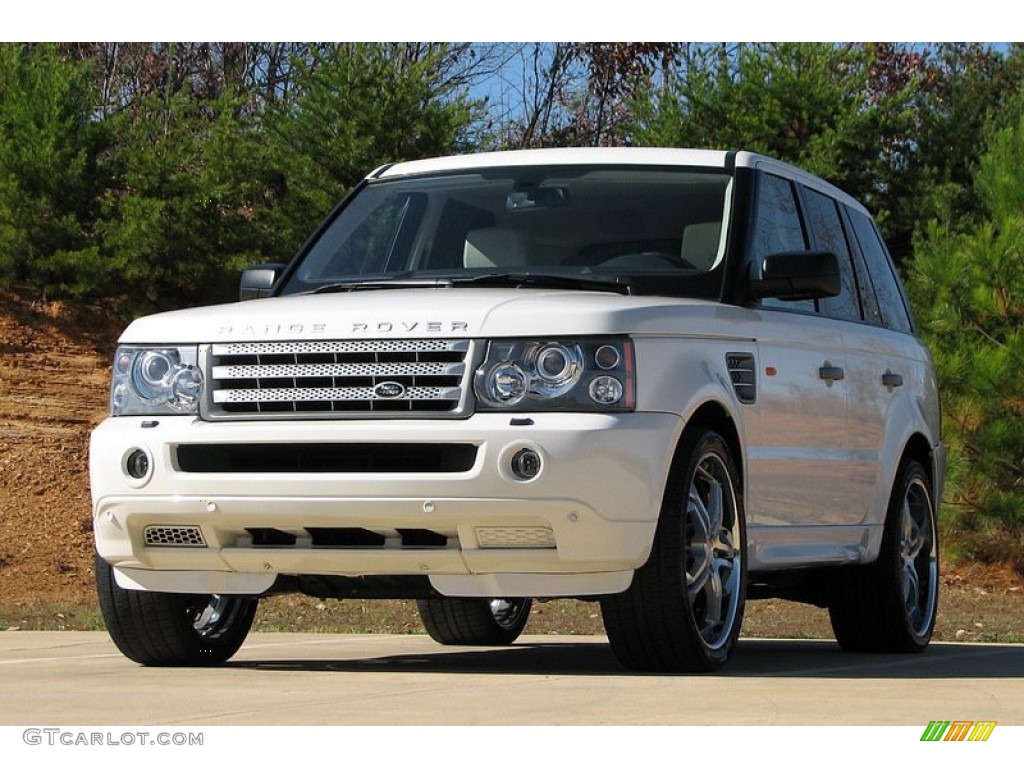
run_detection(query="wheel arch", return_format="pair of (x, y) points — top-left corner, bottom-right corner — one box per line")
(889, 431), (942, 523)
(862, 431), (941, 566)
(899, 432), (935, 489)
(675, 400), (744, 489)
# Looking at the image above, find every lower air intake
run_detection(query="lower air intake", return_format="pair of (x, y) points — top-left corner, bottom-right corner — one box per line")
(144, 526), (207, 547)
(175, 443), (478, 473)
(476, 527), (557, 549)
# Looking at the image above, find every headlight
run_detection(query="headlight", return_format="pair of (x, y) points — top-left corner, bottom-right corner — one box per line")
(475, 338), (634, 411)
(110, 346), (203, 415)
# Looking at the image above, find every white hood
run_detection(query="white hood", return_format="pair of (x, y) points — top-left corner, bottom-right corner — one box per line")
(119, 287), (748, 344)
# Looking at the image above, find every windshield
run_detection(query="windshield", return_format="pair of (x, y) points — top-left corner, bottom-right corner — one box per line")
(280, 165), (734, 298)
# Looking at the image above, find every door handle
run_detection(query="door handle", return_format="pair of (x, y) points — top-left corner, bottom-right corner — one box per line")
(818, 364), (845, 382)
(882, 371), (904, 388)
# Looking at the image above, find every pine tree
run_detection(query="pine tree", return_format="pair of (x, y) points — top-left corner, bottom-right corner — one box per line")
(0, 44), (108, 296)
(97, 89), (283, 308)
(264, 43), (478, 242)
(908, 111), (1024, 565)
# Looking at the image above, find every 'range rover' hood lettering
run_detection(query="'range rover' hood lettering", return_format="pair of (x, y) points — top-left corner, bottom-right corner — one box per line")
(350, 320), (469, 334)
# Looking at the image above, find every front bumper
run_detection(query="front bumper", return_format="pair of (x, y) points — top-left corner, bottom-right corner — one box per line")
(90, 411), (682, 597)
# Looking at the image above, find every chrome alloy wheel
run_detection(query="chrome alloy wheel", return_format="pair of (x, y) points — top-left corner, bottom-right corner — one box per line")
(189, 595), (232, 638)
(899, 475), (938, 640)
(489, 598), (530, 630)
(684, 451), (742, 651)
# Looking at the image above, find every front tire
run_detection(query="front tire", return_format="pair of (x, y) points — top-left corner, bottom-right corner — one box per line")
(95, 553), (257, 666)
(829, 459), (938, 653)
(601, 429), (746, 672)
(417, 597), (532, 645)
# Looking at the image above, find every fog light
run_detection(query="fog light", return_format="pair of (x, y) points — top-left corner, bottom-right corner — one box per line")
(510, 448), (542, 480)
(125, 449), (150, 479)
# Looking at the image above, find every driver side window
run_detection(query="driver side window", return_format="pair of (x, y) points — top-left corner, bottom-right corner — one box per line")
(753, 173), (814, 313)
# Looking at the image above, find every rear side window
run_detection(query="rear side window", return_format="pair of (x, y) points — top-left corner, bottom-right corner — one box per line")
(847, 210), (914, 333)
(801, 187), (860, 323)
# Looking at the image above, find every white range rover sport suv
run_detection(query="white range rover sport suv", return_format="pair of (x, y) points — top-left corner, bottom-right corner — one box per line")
(91, 148), (943, 672)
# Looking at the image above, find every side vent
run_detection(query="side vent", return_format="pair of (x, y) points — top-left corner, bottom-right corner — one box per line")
(726, 353), (756, 404)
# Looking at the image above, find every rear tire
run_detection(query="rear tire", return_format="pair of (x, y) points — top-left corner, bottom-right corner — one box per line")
(417, 597), (532, 645)
(95, 553), (257, 666)
(829, 459), (938, 653)
(601, 429), (746, 672)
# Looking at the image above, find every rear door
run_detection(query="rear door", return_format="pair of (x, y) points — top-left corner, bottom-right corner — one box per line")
(838, 205), (932, 525)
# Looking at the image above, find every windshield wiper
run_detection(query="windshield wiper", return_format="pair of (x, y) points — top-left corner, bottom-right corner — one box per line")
(313, 277), (454, 294)
(450, 272), (633, 295)
(311, 272), (634, 296)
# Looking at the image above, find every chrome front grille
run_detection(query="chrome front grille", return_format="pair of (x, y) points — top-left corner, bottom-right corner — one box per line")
(203, 339), (473, 419)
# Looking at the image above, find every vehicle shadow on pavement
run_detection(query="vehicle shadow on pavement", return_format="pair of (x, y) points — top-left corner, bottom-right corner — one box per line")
(227, 639), (1024, 678)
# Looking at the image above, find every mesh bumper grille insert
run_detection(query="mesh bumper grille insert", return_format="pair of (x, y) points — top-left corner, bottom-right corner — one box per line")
(143, 525), (207, 547)
(476, 527), (557, 549)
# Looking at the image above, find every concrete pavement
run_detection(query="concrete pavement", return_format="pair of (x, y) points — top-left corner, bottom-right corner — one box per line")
(1, 632), (1022, 725)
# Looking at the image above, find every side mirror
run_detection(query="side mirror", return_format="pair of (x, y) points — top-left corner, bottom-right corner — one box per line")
(239, 263), (286, 301)
(747, 251), (840, 301)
